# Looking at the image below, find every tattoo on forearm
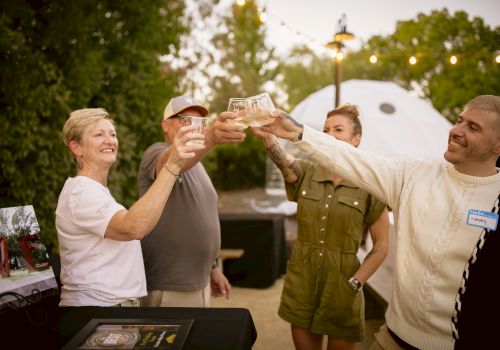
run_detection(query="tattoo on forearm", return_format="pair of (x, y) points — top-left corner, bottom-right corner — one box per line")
(268, 142), (288, 169)
(267, 141), (301, 179)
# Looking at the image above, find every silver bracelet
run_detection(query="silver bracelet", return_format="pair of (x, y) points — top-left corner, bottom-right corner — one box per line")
(164, 165), (182, 184)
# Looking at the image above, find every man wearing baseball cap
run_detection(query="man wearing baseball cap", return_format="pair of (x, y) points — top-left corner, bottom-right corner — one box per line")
(163, 95), (208, 119)
(138, 95), (245, 307)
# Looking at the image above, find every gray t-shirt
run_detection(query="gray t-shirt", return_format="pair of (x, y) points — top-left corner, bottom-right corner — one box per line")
(138, 142), (220, 291)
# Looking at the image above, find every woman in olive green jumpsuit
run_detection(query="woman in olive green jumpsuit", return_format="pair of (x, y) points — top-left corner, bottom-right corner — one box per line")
(252, 104), (390, 350)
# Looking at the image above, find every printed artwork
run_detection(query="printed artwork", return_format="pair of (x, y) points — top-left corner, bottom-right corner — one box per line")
(62, 319), (194, 350)
(0, 205), (57, 303)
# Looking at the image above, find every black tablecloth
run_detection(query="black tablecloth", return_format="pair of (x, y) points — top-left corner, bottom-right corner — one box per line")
(220, 213), (287, 288)
(0, 294), (256, 350)
(58, 306), (257, 350)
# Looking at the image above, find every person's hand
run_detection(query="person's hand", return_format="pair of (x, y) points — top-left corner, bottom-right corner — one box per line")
(259, 109), (304, 141)
(207, 111), (246, 146)
(210, 267), (232, 299)
(249, 124), (276, 149)
(165, 124), (206, 174)
(249, 124), (273, 139)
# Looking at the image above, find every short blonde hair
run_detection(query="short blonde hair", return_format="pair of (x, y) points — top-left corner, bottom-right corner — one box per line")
(62, 108), (112, 146)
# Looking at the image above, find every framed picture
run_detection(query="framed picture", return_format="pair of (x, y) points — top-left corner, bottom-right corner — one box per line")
(61, 318), (194, 350)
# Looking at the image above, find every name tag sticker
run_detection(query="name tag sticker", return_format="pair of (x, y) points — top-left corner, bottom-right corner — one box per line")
(467, 210), (498, 231)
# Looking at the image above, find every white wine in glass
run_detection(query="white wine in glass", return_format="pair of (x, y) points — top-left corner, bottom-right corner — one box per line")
(227, 97), (252, 128)
(246, 93), (275, 127)
(227, 93), (275, 128)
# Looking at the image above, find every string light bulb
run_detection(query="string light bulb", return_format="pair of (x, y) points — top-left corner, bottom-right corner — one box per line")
(449, 55), (458, 65)
(369, 54), (378, 63)
(409, 56), (417, 65)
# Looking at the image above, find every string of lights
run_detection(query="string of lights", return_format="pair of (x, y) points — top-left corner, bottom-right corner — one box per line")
(233, 0), (500, 65)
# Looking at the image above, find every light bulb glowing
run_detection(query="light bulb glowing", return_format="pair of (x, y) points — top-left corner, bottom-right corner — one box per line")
(449, 55), (458, 65)
(369, 55), (378, 63)
(409, 56), (417, 65)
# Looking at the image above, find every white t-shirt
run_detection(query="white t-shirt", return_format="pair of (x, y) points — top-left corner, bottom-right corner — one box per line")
(55, 176), (146, 306)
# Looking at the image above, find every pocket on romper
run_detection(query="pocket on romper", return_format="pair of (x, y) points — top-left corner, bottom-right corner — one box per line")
(322, 268), (363, 327)
(297, 189), (321, 225)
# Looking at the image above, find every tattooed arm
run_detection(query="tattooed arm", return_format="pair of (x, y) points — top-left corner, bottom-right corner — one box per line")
(251, 127), (301, 184)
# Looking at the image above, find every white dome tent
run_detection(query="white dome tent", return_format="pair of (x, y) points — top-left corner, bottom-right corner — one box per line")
(265, 79), (453, 195)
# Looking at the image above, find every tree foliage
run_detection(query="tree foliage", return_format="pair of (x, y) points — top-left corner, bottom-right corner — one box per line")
(0, 0), (188, 252)
(277, 9), (500, 121)
(347, 9), (500, 121)
(202, 0), (278, 190)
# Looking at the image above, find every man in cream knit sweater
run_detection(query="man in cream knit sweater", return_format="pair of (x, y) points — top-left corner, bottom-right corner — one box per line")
(255, 95), (500, 350)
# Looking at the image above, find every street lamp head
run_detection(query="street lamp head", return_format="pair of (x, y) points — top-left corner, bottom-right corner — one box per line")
(334, 13), (356, 42)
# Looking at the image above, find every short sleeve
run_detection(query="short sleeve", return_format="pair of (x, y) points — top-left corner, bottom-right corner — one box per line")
(285, 159), (313, 202)
(138, 143), (169, 197)
(69, 180), (125, 237)
(364, 194), (387, 227)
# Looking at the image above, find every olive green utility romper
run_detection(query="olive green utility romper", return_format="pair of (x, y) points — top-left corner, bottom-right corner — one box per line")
(278, 160), (386, 341)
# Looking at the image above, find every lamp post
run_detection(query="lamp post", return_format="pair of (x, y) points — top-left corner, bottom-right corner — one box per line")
(327, 14), (355, 107)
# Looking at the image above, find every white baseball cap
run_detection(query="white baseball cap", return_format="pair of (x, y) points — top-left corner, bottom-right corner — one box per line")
(163, 96), (208, 120)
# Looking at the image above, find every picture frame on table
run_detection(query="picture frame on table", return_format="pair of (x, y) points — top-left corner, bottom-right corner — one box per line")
(0, 205), (58, 306)
(61, 318), (194, 350)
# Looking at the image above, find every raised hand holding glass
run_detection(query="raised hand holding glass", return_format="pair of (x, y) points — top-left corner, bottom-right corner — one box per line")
(180, 115), (207, 145)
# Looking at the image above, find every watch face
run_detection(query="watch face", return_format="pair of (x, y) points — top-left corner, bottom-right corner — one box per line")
(349, 277), (362, 291)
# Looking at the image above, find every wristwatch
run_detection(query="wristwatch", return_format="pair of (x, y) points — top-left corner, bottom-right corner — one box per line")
(348, 277), (363, 292)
